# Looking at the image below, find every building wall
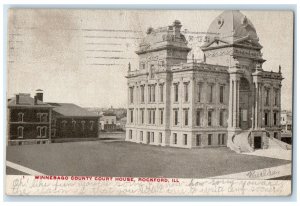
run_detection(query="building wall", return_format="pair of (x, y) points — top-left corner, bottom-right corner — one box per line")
(52, 115), (99, 139)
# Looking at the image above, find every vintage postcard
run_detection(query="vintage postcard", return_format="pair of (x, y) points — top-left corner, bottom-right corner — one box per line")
(5, 9), (293, 196)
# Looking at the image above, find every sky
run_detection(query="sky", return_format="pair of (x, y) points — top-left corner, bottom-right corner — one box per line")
(6, 10), (293, 110)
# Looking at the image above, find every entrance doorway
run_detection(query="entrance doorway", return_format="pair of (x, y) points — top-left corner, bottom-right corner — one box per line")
(254, 136), (262, 149)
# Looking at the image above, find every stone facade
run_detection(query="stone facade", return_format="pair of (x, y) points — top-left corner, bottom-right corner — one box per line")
(125, 11), (283, 150)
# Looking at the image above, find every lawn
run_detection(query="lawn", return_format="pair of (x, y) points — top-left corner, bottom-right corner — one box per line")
(6, 141), (290, 178)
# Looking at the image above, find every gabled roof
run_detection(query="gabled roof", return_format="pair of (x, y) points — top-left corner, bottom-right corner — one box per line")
(48, 103), (99, 117)
(7, 94), (52, 108)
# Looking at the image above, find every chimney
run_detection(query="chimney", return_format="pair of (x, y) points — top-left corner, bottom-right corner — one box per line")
(34, 96), (38, 105)
(35, 89), (43, 102)
(16, 94), (20, 104)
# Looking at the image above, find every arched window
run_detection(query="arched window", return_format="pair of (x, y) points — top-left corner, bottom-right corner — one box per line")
(37, 126), (47, 138)
(61, 120), (67, 129)
(89, 121), (94, 131)
(81, 121), (86, 131)
(17, 126), (24, 138)
(42, 127), (47, 138)
(18, 113), (24, 122)
(72, 120), (76, 131)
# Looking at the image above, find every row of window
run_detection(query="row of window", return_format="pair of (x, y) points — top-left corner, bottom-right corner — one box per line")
(263, 111), (280, 127)
(129, 84), (165, 104)
(60, 120), (95, 131)
(128, 108), (227, 127)
(140, 61), (165, 71)
(128, 130), (164, 144)
(128, 130), (226, 146)
(129, 82), (226, 104)
(173, 109), (226, 127)
(264, 87), (280, 107)
(129, 109), (164, 125)
(172, 133), (226, 146)
(17, 112), (48, 123)
(17, 126), (47, 138)
(174, 83), (225, 104)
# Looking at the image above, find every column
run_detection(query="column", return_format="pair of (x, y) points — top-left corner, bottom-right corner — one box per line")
(228, 80), (234, 128)
(258, 83), (262, 128)
(233, 79), (238, 128)
(254, 82), (259, 129)
(236, 80), (240, 128)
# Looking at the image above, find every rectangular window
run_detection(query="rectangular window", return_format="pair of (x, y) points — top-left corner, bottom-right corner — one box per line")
(265, 88), (270, 106)
(129, 129), (132, 139)
(152, 85), (156, 102)
(141, 86), (145, 103)
(184, 109), (189, 126)
(208, 134), (212, 145)
(274, 89), (278, 106)
(184, 83), (189, 102)
(140, 131), (143, 141)
(159, 133), (163, 143)
(196, 134), (201, 146)
(129, 87), (134, 104)
(141, 109), (144, 124)
(152, 109), (156, 124)
(197, 83), (202, 102)
(218, 134), (225, 145)
(173, 133), (177, 144)
(174, 84), (179, 102)
(196, 110), (201, 126)
(148, 109), (152, 124)
(274, 112), (277, 126)
(222, 134), (225, 145)
(219, 110), (224, 126)
(130, 110), (134, 123)
(174, 110), (178, 126)
(183, 134), (188, 145)
(264, 112), (269, 126)
(160, 84), (164, 102)
(208, 110), (213, 126)
(220, 85), (224, 103)
(209, 84), (214, 103)
(160, 109), (164, 125)
(148, 85), (152, 102)
(151, 132), (154, 143)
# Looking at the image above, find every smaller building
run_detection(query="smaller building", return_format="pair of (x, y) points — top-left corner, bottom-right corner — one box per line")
(117, 117), (127, 131)
(99, 112), (117, 131)
(280, 110), (292, 144)
(281, 110), (292, 131)
(7, 90), (53, 145)
(49, 103), (100, 140)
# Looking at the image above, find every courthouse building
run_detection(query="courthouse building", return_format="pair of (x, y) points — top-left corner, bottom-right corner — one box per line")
(125, 11), (283, 151)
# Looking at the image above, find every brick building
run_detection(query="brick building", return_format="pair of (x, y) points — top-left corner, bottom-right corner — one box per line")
(7, 91), (53, 145)
(7, 90), (100, 145)
(49, 103), (99, 140)
(125, 11), (283, 151)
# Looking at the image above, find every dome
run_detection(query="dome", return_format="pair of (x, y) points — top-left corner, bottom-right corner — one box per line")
(203, 10), (261, 48)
